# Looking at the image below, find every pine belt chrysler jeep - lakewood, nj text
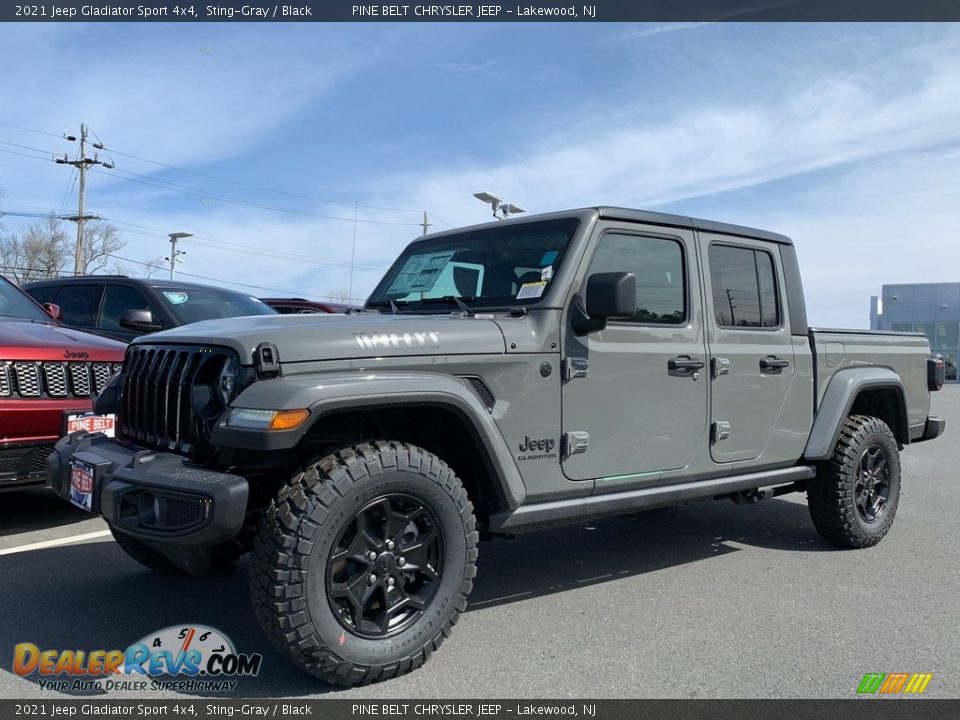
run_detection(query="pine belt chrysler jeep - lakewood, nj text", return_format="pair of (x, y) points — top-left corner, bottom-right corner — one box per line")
(47, 208), (945, 685)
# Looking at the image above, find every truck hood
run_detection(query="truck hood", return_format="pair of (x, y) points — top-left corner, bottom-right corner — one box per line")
(133, 313), (507, 363)
(0, 318), (126, 361)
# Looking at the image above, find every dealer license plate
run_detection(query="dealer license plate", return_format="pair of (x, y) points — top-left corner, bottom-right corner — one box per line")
(69, 459), (96, 512)
(65, 412), (116, 438)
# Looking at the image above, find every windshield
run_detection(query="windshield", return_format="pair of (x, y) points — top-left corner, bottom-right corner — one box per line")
(367, 218), (579, 310)
(156, 286), (277, 325)
(0, 276), (53, 322)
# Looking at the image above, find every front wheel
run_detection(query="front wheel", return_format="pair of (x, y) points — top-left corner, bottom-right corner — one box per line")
(248, 441), (478, 686)
(807, 415), (901, 549)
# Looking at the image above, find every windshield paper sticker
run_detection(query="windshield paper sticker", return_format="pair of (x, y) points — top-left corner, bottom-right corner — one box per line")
(517, 281), (547, 300)
(539, 250), (558, 266)
(540, 265), (553, 281)
(162, 291), (188, 304)
(387, 251), (456, 295)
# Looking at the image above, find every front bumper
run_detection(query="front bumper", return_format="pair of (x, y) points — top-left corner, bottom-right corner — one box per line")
(0, 442), (55, 490)
(47, 432), (248, 546)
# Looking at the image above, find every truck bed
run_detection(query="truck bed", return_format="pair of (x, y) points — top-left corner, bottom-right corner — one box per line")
(809, 327), (931, 438)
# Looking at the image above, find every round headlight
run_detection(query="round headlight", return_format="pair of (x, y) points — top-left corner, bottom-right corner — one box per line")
(217, 357), (239, 405)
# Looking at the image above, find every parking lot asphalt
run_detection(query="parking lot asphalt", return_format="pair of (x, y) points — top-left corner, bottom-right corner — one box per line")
(2, 387), (958, 700)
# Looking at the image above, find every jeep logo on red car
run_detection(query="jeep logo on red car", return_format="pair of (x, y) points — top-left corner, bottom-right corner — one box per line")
(63, 350), (90, 360)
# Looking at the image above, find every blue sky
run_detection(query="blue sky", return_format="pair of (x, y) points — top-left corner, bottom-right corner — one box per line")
(0, 22), (958, 326)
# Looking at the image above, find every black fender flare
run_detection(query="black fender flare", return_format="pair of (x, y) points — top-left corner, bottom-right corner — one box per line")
(803, 367), (908, 461)
(211, 371), (526, 509)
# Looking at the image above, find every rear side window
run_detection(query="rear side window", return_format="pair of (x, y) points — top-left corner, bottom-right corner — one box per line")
(25, 284), (56, 304)
(587, 233), (686, 324)
(53, 284), (103, 329)
(709, 244), (779, 328)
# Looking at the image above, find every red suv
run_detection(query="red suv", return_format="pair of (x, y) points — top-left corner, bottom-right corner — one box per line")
(0, 275), (126, 490)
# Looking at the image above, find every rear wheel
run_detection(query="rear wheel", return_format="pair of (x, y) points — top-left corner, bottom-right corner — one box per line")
(807, 415), (901, 548)
(249, 441), (478, 686)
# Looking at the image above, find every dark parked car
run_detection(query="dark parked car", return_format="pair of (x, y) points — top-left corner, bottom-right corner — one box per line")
(260, 297), (357, 314)
(25, 276), (277, 342)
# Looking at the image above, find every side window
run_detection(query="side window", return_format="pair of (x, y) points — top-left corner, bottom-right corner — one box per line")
(587, 233), (685, 324)
(26, 285), (56, 304)
(53, 284), (103, 329)
(709, 244), (780, 328)
(99, 285), (161, 332)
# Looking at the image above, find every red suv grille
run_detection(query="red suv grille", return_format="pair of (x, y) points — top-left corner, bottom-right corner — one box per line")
(0, 361), (122, 398)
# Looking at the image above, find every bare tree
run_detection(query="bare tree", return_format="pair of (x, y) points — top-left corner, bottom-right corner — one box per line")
(0, 216), (70, 283)
(141, 256), (166, 278)
(79, 222), (126, 274)
(326, 287), (354, 303)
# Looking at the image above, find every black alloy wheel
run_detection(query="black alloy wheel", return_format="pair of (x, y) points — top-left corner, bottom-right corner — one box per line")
(326, 494), (444, 638)
(854, 445), (891, 524)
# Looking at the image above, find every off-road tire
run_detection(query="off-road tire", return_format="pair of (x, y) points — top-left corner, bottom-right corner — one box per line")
(109, 525), (244, 575)
(249, 441), (478, 686)
(807, 415), (901, 549)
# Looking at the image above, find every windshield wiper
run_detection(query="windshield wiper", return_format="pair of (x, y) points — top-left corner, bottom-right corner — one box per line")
(366, 299), (410, 315)
(420, 296), (475, 316)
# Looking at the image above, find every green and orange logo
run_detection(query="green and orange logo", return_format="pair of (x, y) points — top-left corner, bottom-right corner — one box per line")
(857, 672), (933, 695)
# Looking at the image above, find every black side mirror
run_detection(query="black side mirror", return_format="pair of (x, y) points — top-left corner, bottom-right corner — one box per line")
(43, 303), (63, 321)
(572, 272), (637, 335)
(119, 308), (163, 332)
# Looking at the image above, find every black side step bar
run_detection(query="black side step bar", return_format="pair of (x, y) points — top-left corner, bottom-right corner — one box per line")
(489, 466), (815, 532)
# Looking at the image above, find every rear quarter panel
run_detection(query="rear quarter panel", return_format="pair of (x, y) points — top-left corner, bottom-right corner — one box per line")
(812, 329), (931, 435)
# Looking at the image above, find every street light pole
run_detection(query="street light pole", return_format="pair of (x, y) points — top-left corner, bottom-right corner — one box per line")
(167, 232), (192, 280)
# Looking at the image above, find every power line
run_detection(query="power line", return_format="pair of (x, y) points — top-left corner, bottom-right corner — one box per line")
(105, 217), (388, 271)
(104, 253), (367, 302)
(97, 167), (422, 227)
(0, 120), (63, 138)
(58, 167), (78, 218)
(0, 139), (59, 155)
(0, 121), (448, 226)
(427, 212), (455, 229)
(0, 147), (51, 162)
(103, 145), (423, 214)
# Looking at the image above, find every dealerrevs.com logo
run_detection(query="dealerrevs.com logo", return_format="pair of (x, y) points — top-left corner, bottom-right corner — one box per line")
(13, 625), (262, 693)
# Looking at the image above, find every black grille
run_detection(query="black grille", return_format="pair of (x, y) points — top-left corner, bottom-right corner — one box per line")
(0, 361), (122, 399)
(0, 444), (54, 482)
(119, 344), (236, 455)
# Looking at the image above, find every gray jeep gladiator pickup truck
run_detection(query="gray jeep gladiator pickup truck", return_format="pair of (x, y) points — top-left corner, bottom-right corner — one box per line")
(48, 207), (945, 685)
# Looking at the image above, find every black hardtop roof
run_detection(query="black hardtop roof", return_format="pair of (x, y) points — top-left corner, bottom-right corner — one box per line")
(416, 206), (793, 245)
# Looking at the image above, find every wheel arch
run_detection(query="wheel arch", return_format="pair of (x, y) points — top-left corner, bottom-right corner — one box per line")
(804, 367), (909, 461)
(215, 372), (527, 520)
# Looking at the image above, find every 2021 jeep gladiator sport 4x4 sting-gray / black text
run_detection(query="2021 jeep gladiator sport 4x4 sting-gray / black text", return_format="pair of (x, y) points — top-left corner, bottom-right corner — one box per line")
(48, 207), (945, 685)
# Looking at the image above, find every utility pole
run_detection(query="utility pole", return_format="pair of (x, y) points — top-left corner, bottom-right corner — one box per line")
(420, 211), (431, 237)
(56, 123), (113, 276)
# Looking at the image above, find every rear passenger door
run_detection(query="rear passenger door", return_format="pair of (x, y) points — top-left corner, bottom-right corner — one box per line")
(702, 237), (797, 464)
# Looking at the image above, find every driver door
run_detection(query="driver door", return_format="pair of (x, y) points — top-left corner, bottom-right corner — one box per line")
(561, 223), (709, 487)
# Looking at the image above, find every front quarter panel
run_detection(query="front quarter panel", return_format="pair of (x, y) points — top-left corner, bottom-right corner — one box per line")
(211, 371), (528, 508)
